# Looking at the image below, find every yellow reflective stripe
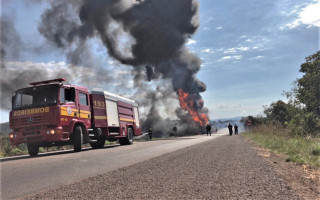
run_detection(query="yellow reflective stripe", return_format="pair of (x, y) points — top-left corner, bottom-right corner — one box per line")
(120, 118), (135, 122)
(61, 107), (90, 114)
(80, 110), (91, 114)
(61, 107), (90, 118)
(79, 113), (90, 119)
(61, 110), (76, 116)
(93, 107), (106, 110)
(61, 110), (70, 116)
(80, 110), (90, 119)
(95, 116), (107, 120)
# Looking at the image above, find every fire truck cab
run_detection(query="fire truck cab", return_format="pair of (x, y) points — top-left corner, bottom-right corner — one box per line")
(9, 78), (141, 156)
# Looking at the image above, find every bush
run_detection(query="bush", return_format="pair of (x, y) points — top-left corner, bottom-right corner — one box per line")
(11, 148), (25, 156)
(286, 111), (320, 137)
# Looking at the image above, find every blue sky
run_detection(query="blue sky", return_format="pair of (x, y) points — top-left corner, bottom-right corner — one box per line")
(0, 0), (319, 122)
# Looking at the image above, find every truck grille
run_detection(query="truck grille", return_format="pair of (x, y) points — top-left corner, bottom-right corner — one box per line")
(23, 131), (41, 136)
(26, 136), (42, 142)
(11, 115), (53, 128)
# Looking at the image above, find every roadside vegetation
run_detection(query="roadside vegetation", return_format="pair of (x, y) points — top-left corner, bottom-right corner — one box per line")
(243, 51), (320, 168)
(243, 125), (320, 168)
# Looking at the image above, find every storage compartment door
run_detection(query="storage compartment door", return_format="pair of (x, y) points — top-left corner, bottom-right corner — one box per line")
(106, 100), (120, 127)
(134, 107), (140, 127)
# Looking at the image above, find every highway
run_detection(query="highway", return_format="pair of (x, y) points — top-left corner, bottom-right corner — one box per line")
(1, 130), (226, 199)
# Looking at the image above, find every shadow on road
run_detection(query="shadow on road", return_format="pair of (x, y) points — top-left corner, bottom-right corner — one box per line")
(0, 144), (120, 162)
(136, 134), (222, 142)
(136, 137), (198, 142)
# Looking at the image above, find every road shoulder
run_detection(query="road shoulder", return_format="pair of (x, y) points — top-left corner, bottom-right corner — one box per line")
(244, 137), (320, 200)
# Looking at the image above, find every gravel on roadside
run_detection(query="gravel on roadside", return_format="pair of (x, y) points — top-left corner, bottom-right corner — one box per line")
(25, 135), (300, 200)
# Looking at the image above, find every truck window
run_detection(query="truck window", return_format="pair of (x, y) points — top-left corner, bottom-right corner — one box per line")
(61, 88), (75, 102)
(15, 93), (33, 107)
(79, 92), (88, 105)
(13, 85), (59, 109)
(22, 94), (33, 106)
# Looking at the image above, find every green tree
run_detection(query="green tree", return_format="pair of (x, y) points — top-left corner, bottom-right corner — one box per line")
(264, 100), (291, 125)
(296, 51), (320, 117)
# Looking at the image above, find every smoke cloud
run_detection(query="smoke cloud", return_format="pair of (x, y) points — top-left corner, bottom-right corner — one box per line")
(2, 0), (210, 136)
(0, 17), (22, 69)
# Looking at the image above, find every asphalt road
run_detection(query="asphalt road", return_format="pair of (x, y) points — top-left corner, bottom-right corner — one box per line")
(23, 131), (298, 200)
(1, 130), (225, 199)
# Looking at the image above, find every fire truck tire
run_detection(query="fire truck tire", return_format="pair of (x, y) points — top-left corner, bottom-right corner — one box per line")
(90, 137), (106, 149)
(27, 143), (39, 157)
(119, 127), (134, 145)
(73, 126), (83, 152)
(127, 127), (134, 145)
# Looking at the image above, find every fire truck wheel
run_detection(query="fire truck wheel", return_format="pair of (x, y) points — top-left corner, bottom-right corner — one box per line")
(127, 127), (134, 145)
(73, 126), (83, 152)
(90, 137), (106, 149)
(119, 127), (134, 145)
(27, 143), (39, 157)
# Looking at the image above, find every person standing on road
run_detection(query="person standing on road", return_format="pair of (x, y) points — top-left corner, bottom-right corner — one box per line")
(234, 124), (238, 135)
(172, 126), (177, 136)
(206, 124), (211, 136)
(148, 128), (152, 140)
(228, 123), (233, 136)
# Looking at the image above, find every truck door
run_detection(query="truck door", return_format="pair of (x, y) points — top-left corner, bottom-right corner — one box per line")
(60, 87), (79, 126)
(78, 91), (91, 126)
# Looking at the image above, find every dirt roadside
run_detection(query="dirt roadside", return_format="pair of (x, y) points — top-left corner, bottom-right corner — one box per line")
(24, 135), (302, 200)
(244, 137), (320, 200)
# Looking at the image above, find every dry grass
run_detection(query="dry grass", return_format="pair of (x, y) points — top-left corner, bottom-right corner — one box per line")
(243, 124), (320, 169)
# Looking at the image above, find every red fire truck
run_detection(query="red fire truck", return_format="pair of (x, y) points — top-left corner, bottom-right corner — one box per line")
(9, 78), (141, 156)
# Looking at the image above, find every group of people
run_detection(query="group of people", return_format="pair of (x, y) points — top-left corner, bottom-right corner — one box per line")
(148, 123), (237, 138)
(228, 123), (238, 136)
(206, 123), (239, 136)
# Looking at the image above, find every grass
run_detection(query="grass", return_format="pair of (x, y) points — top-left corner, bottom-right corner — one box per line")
(243, 132), (320, 169)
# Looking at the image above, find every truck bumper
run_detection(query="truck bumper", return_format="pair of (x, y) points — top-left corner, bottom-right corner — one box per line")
(9, 126), (69, 145)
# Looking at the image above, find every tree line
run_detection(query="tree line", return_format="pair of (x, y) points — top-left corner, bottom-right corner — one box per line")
(246, 51), (320, 137)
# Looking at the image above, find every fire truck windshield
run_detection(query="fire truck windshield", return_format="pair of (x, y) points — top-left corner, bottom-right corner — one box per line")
(13, 85), (59, 110)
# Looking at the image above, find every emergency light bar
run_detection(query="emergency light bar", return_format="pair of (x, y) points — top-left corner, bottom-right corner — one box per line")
(29, 78), (66, 86)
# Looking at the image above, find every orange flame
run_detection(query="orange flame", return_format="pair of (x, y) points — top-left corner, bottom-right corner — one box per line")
(178, 89), (208, 126)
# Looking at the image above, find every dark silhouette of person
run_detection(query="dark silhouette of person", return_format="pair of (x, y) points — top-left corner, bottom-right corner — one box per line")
(228, 123), (233, 136)
(206, 124), (211, 136)
(148, 128), (152, 140)
(172, 126), (177, 136)
(234, 124), (239, 135)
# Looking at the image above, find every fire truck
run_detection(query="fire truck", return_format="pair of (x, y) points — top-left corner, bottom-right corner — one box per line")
(9, 78), (141, 156)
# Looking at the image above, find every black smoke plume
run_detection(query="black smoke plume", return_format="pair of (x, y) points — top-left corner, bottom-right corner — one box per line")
(39, 0), (210, 135)
(2, 0), (210, 135)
